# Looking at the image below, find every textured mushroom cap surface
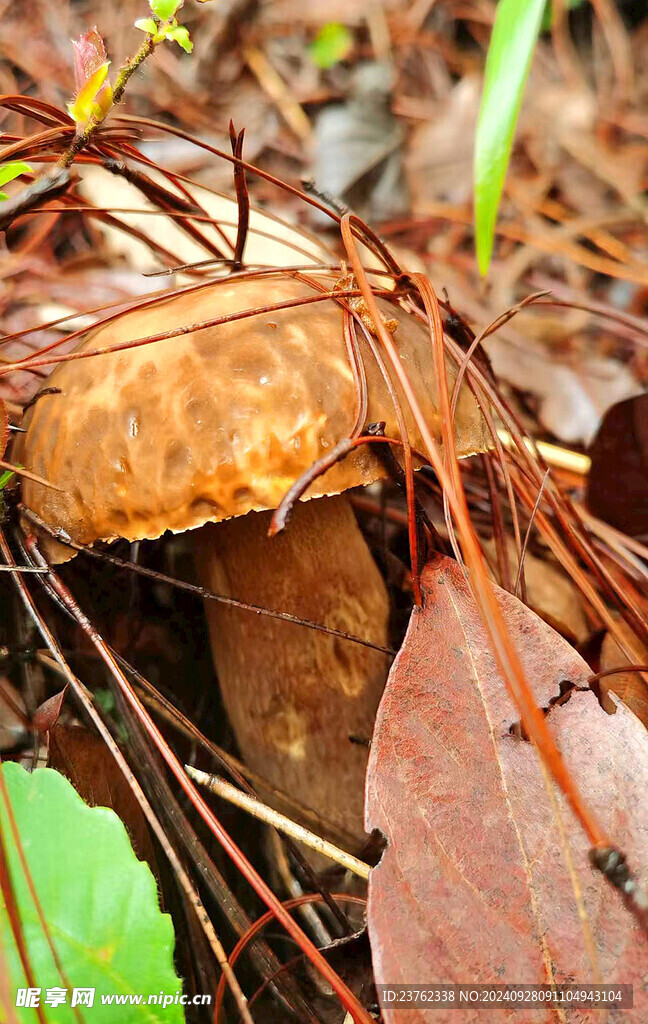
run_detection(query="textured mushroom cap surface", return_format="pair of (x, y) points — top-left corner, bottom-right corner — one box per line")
(20, 274), (489, 549)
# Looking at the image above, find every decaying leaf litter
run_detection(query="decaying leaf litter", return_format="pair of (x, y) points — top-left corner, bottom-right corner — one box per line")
(0, 0), (647, 1021)
(367, 557), (648, 1022)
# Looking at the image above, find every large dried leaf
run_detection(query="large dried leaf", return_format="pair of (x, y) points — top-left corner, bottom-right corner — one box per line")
(482, 537), (588, 643)
(366, 556), (648, 1023)
(312, 62), (408, 225)
(587, 394), (648, 536)
(599, 620), (648, 728)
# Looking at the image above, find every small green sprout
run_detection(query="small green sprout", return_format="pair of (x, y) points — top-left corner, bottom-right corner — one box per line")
(135, 0), (194, 52)
(309, 23), (353, 69)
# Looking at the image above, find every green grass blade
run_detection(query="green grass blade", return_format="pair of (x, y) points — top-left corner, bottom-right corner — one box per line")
(474, 0), (546, 275)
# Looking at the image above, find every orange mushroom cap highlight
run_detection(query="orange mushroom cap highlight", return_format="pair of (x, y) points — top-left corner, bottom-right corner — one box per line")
(19, 273), (489, 552)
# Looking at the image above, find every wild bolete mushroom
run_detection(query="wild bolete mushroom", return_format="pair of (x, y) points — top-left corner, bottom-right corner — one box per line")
(19, 272), (488, 844)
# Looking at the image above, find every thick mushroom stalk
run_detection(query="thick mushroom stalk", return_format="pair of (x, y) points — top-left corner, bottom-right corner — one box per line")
(196, 495), (389, 843)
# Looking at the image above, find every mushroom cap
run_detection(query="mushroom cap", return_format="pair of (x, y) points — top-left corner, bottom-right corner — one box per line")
(19, 274), (489, 553)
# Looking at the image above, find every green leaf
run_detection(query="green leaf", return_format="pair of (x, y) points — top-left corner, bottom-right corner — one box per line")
(165, 24), (193, 53)
(94, 688), (116, 715)
(150, 0), (181, 20)
(474, 0), (545, 275)
(1, 763), (184, 1022)
(0, 161), (32, 193)
(0, 469), (14, 489)
(309, 23), (353, 69)
(135, 17), (159, 35)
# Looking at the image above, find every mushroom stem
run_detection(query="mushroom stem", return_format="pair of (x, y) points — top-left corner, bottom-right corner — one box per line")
(195, 494), (390, 845)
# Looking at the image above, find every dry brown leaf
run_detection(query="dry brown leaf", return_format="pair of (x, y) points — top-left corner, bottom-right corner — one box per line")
(32, 686), (68, 733)
(406, 76), (481, 208)
(366, 556), (648, 1023)
(600, 618), (648, 727)
(483, 538), (588, 643)
(486, 337), (642, 445)
(587, 394), (648, 536)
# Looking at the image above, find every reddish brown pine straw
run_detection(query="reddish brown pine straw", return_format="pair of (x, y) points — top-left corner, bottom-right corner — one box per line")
(2, 86), (648, 1020)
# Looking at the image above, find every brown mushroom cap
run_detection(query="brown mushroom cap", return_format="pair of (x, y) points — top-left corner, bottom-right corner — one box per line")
(19, 274), (489, 550)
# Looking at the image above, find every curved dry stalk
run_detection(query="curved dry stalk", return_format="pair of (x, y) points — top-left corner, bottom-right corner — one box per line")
(307, 263), (424, 599)
(266, 267), (422, 597)
(214, 894), (367, 1024)
(19, 505), (393, 656)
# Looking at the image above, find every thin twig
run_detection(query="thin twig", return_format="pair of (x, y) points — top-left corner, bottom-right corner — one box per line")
(186, 767), (370, 881)
(229, 122), (249, 268)
(18, 506), (394, 656)
(0, 531), (252, 1023)
(59, 36), (155, 168)
(0, 461), (62, 491)
(23, 537), (375, 1024)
